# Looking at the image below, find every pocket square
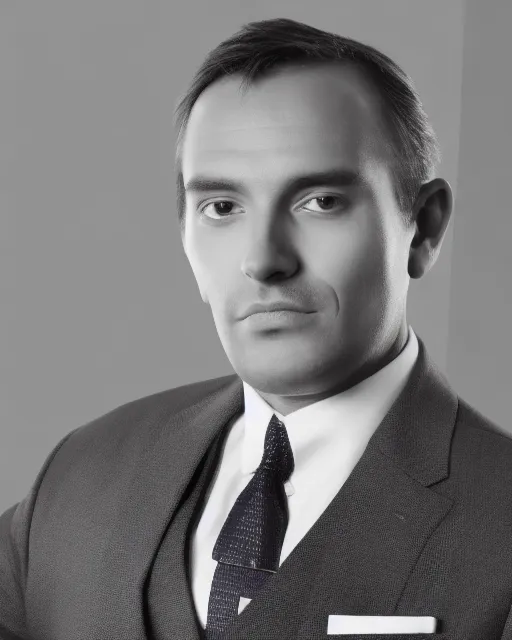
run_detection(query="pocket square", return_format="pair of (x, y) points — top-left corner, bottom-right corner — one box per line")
(238, 596), (252, 614)
(327, 614), (437, 634)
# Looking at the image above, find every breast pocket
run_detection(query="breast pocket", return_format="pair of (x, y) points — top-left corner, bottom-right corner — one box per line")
(501, 605), (512, 640)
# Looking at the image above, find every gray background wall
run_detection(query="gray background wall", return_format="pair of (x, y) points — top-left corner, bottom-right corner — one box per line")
(4, 0), (500, 513)
(446, 0), (512, 426)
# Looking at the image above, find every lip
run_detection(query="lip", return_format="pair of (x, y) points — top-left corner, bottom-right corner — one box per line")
(240, 302), (313, 320)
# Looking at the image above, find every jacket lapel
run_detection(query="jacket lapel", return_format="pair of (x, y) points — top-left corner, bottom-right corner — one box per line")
(92, 376), (244, 640)
(224, 337), (458, 639)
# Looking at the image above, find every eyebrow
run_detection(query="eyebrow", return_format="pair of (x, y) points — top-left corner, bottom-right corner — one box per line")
(184, 169), (366, 197)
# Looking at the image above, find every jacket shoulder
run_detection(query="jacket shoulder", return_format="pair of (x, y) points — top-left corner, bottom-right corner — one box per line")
(112, 373), (238, 420)
(64, 372), (239, 446)
(454, 397), (512, 486)
(457, 397), (512, 444)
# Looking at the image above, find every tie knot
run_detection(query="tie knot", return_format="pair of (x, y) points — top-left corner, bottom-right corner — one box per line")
(259, 414), (294, 482)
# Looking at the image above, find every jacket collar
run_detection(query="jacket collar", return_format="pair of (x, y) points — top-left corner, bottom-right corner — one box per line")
(371, 335), (457, 487)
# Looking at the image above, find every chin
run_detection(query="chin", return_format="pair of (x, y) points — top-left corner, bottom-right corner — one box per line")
(234, 357), (323, 393)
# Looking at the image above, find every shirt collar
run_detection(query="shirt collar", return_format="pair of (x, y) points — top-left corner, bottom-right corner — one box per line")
(241, 326), (419, 476)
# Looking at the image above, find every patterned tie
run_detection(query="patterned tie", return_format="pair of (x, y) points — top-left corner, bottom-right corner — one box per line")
(204, 413), (295, 639)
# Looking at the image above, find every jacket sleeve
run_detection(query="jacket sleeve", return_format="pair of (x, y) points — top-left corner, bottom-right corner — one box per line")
(0, 428), (80, 639)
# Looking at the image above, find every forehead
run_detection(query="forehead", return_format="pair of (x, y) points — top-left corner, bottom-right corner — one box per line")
(181, 63), (390, 184)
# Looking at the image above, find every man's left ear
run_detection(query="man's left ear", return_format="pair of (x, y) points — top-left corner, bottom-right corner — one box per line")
(408, 178), (453, 279)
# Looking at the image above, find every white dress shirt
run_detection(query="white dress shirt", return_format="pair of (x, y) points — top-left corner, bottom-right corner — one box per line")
(190, 326), (419, 628)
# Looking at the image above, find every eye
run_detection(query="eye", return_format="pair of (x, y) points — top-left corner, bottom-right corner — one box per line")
(200, 200), (242, 219)
(198, 195), (348, 219)
(300, 195), (348, 213)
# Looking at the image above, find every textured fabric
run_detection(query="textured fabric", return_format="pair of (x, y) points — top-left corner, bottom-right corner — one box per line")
(2, 337), (512, 639)
(146, 417), (229, 640)
(205, 414), (294, 639)
(190, 326), (419, 628)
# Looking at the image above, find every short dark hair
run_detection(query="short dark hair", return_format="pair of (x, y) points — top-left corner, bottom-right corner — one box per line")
(174, 17), (441, 234)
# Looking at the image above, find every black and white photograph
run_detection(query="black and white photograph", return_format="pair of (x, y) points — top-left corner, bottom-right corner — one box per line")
(2, 1), (512, 638)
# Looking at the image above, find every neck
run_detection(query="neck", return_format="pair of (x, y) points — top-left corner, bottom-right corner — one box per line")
(256, 321), (409, 417)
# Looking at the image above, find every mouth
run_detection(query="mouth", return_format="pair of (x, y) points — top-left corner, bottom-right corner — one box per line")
(241, 304), (314, 320)
(247, 309), (309, 316)
(242, 309), (316, 327)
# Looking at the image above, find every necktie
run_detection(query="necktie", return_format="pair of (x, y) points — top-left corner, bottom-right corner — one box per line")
(204, 413), (295, 639)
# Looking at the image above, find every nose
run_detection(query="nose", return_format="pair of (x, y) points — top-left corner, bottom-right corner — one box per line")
(241, 216), (299, 283)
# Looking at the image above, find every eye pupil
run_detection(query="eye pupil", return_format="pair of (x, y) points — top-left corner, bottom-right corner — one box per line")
(317, 196), (335, 209)
(214, 201), (233, 214)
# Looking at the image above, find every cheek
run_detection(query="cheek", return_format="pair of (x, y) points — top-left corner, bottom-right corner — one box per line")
(185, 231), (217, 301)
(311, 217), (387, 305)
(187, 232), (237, 308)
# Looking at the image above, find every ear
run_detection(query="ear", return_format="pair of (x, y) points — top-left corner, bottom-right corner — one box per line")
(408, 178), (453, 279)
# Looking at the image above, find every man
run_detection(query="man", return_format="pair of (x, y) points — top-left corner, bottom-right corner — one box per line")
(1, 16), (512, 640)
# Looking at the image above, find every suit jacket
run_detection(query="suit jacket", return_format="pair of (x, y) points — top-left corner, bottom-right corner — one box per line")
(2, 336), (512, 640)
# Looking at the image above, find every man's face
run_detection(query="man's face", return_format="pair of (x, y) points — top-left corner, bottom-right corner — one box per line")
(181, 63), (414, 399)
